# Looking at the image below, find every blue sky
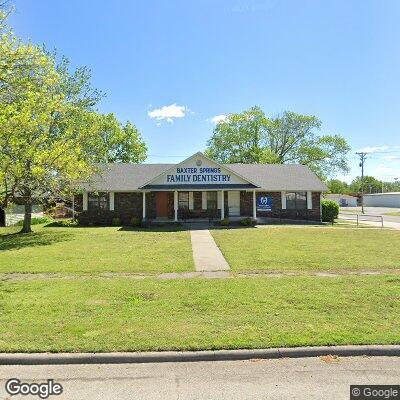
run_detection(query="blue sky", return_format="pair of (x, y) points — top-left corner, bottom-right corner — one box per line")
(9, 0), (400, 181)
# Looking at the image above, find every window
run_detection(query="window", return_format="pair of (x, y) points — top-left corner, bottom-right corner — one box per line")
(206, 192), (217, 210)
(178, 192), (189, 209)
(286, 192), (307, 210)
(88, 193), (108, 210)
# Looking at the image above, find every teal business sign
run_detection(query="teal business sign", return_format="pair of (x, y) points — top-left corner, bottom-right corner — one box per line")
(257, 196), (272, 211)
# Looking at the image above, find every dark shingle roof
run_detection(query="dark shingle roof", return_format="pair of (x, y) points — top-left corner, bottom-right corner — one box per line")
(226, 163), (327, 191)
(81, 163), (327, 192)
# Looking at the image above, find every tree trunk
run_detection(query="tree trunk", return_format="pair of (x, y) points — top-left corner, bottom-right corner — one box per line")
(20, 203), (32, 234)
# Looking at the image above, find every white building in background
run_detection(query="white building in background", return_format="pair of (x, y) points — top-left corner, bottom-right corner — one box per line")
(325, 194), (358, 207)
(0, 204), (43, 227)
(363, 192), (400, 208)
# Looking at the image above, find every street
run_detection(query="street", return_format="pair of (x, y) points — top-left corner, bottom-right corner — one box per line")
(339, 206), (400, 229)
(0, 356), (399, 399)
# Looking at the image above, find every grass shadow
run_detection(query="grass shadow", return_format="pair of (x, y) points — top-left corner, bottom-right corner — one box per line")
(0, 230), (74, 251)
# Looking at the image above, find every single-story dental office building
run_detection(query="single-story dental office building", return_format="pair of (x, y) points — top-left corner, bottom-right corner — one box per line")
(74, 152), (327, 224)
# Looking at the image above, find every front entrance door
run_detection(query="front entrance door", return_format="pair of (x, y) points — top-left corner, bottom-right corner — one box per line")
(228, 191), (240, 217)
(156, 192), (169, 218)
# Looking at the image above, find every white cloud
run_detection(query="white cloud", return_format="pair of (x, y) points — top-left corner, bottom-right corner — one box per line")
(148, 104), (188, 123)
(357, 145), (400, 154)
(380, 155), (400, 161)
(209, 114), (228, 124)
(370, 164), (400, 180)
(357, 146), (389, 154)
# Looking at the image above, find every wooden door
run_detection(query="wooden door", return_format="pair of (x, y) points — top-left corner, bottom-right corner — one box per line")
(156, 192), (169, 218)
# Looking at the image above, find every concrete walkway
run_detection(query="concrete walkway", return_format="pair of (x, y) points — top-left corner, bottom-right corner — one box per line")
(190, 230), (230, 271)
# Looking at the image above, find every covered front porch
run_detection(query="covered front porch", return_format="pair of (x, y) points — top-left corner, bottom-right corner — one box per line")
(141, 190), (257, 222)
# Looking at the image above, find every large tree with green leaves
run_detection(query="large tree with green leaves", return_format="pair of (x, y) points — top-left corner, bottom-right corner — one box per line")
(0, 18), (146, 233)
(349, 176), (383, 194)
(327, 179), (350, 194)
(94, 113), (147, 163)
(205, 106), (350, 178)
(0, 33), (103, 232)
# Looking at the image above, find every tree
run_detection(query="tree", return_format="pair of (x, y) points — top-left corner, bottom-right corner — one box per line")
(327, 179), (350, 194)
(95, 113), (147, 163)
(205, 106), (350, 178)
(0, 32), (104, 233)
(349, 176), (382, 194)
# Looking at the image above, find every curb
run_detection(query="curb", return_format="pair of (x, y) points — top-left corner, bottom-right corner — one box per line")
(0, 345), (399, 365)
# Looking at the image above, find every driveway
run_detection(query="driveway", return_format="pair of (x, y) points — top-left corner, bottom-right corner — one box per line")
(339, 206), (400, 229)
(0, 357), (398, 399)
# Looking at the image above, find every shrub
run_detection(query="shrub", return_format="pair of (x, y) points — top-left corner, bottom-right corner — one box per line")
(112, 217), (121, 226)
(16, 216), (53, 226)
(131, 217), (142, 227)
(47, 218), (78, 227)
(321, 199), (339, 223)
(240, 217), (255, 226)
(220, 218), (229, 226)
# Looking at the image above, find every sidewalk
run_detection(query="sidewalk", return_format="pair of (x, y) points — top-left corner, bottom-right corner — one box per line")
(190, 230), (230, 271)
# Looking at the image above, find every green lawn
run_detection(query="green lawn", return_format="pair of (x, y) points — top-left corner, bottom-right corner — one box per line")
(211, 227), (400, 272)
(385, 211), (400, 217)
(0, 225), (194, 273)
(0, 275), (398, 352)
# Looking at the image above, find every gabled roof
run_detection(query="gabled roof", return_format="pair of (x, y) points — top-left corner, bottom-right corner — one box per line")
(226, 163), (327, 191)
(80, 161), (327, 192)
(140, 152), (260, 189)
(81, 164), (171, 192)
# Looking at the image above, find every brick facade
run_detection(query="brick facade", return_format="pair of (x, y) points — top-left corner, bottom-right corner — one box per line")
(74, 190), (321, 225)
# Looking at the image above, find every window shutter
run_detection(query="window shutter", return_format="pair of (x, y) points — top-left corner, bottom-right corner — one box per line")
(189, 192), (194, 210)
(307, 191), (312, 210)
(109, 192), (115, 211)
(83, 192), (88, 211)
(202, 192), (207, 210)
(281, 191), (286, 210)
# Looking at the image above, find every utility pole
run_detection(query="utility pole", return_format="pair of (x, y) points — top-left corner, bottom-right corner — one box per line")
(356, 152), (367, 214)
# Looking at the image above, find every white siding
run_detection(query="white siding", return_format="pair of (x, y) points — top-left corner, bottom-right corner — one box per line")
(363, 193), (400, 208)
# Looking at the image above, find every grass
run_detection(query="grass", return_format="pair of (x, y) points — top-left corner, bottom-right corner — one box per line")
(0, 225), (194, 274)
(0, 275), (398, 352)
(211, 227), (400, 272)
(385, 211), (400, 217)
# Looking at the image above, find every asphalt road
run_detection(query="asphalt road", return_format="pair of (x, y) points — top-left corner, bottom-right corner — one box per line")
(0, 356), (399, 399)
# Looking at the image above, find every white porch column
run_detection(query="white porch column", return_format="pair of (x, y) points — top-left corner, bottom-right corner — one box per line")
(174, 190), (178, 221)
(109, 192), (115, 211)
(221, 190), (225, 219)
(83, 191), (88, 211)
(142, 191), (146, 219)
(253, 190), (257, 220)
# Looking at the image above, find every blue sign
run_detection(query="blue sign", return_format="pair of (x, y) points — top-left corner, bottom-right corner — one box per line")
(257, 196), (272, 211)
